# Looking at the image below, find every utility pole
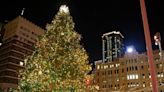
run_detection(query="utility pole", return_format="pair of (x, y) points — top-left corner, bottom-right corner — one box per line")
(139, 0), (158, 92)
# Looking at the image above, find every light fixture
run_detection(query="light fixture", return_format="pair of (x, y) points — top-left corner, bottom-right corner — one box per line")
(20, 62), (24, 66)
(127, 47), (134, 53)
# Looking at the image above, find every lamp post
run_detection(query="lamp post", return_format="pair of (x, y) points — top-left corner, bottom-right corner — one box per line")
(139, 0), (158, 92)
(154, 32), (162, 58)
(86, 79), (90, 92)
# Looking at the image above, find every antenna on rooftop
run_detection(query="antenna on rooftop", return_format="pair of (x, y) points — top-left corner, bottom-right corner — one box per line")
(21, 8), (25, 16)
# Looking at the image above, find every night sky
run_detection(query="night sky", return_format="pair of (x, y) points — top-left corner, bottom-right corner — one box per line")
(0, 0), (164, 62)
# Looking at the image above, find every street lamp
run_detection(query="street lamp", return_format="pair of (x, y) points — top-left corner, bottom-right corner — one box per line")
(127, 47), (134, 53)
(126, 46), (136, 54)
(154, 32), (162, 57)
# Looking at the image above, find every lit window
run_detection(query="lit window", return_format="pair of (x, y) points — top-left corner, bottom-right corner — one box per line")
(97, 65), (100, 69)
(20, 61), (24, 66)
(101, 65), (104, 69)
(132, 74), (135, 79)
(117, 78), (119, 82)
(161, 73), (163, 77)
(116, 63), (120, 67)
(143, 82), (146, 87)
(136, 74), (139, 79)
(110, 64), (114, 68)
(141, 61), (143, 63)
(142, 74), (145, 78)
(149, 73), (151, 78)
(128, 83), (130, 87)
(127, 75), (129, 80)
(130, 75), (132, 79)
(157, 72), (160, 77)
(104, 65), (108, 69)
(150, 82), (152, 87)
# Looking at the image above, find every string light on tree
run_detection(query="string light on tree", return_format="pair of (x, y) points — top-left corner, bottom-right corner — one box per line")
(11, 4), (94, 92)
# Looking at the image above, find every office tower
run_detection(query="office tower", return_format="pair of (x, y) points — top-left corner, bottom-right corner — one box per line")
(0, 22), (5, 44)
(102, 31), (124, 62)
(0, 16), (44, 91)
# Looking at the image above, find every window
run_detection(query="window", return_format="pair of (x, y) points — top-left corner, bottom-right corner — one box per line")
(97, 79), (99, 83)
(159, 63), (162, 68)
(136, 74), (139, 79)
(149, 73), (151, 78)
(143, 82), (146, 87)
(102, 72), (104, 75)
(97, 72), (99, 76)
(20, 61), (24, 66)
(127, 75), (129, 80)
(141, 60), (143, 63)
(117, 70), (119, 74)
(156, 64), (159, 68)
(150, 82), (152, 87)
(135, 66), (138, 70)
(132, 66), (134, 71)
(108, 70), (110, 75)
(161, 72), (163, 77)
(104, 65), (108, 69)
(122, 69), (124, 73)
(127, 74), (139, 80)
(97, 65), (100, 69)
(110, 64), (114, 68)
(142, 74), (145, 78)
(157, 72), (160, 77)
(134, 59), (137, 63)
(116, 63), (120, 67)
(141, 65), (144, 69)
(130, 75), (132, 79)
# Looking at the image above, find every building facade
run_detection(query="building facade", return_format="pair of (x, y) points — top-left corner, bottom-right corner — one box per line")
(94, 49), (164, 92)
(0, 16), (44, 91)
(102, 31), (124, 62)
(0, 22), (5, 44)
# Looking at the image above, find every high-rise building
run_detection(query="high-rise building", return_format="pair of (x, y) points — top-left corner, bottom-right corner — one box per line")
(94, 48), (164, 92)
(0, 16), (44, 91)
(0, 22), (5, 44)
(102, 31), (124, 62)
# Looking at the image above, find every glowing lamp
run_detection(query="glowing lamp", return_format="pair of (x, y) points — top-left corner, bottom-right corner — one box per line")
(154, 36), (157, 40)
(20, 62), (24, 66)
(127, 47), (134, 53)
(86, 79), (90, 85)
(154, 32), (161, 42)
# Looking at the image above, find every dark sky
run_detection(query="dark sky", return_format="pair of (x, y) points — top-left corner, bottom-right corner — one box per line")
(0, 0), (164, 62)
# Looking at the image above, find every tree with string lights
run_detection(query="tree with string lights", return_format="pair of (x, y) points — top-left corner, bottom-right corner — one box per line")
(11, 5), (93, 92)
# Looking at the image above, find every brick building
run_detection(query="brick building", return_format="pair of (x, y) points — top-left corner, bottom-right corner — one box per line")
(94, 49), (164, 92)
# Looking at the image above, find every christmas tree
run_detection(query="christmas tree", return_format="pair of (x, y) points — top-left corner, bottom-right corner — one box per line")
(13, 5), (92, 92)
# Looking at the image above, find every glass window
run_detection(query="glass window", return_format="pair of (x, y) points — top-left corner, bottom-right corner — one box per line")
(97, 65), (100, 69)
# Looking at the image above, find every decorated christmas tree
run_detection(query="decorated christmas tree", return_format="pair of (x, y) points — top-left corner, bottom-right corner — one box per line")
(13, 5), (93, 92)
